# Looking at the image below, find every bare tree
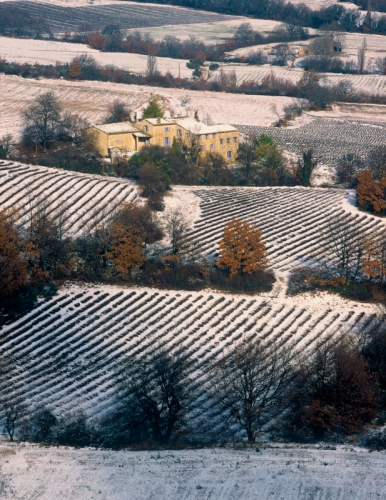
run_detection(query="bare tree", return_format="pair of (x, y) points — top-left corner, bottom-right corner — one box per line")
(22, 91), (62, 150)
(0, 134), (13, 159)
(117, 349), (194, 443)
(147, 54), (158, 78)
(0, 356), (27, 441)
(357, 37), (368, 74)
(165, 209), (189, 256)
(325, 217), (363, 280)
(104, 100), (130, 124)
(209, 338), (294, 442)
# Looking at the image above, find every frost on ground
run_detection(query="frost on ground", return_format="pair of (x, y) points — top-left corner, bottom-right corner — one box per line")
(1, 442), (386, 500)
(0, 74), (297, 138)
(2, 1), (237, 33)
(238, 118), (386, 175)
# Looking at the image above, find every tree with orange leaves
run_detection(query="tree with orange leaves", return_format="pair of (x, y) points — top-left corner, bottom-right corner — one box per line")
(106, 222), (145, 280)
(69, 58), (82, 79)
(357, 170), (386, 214)
(216, 219), (268, 277)
(0, 209), (27, 300)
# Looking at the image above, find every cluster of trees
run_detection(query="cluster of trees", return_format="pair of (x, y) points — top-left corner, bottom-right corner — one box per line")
(68, 21), (309, 66)
(288, 214), (386, 302)
(132, 0), (379, 33)
(0, 204), (274, 326)
(2, 329), (385, 447)
(2, 55), (386, 107)
(12, 90), (102, 173)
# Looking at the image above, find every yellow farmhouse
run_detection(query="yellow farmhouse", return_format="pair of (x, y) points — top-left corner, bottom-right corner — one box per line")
(90, 122), (151, 157)
(91, 117), (240, 162)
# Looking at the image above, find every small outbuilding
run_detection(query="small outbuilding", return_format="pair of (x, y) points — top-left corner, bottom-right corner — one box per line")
(90, 122), (151, 157)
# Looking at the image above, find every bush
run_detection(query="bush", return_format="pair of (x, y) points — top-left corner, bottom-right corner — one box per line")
(210, 268), (275, 294)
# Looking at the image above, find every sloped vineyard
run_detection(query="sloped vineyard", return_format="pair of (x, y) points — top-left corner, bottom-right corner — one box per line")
(9, 1), (237, 33)
(236, 119), (386, 170)
(186, 186), (386, 271)
(0, 160), (138, 235)
(0, 286), (378, 418)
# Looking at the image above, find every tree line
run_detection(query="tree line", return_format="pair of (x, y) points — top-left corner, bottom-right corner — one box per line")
(131, 0), (386, 34)
(1, 328), (385, 448)
(2, 54), (386, 107)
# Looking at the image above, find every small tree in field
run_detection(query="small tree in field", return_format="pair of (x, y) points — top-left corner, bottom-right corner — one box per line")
(142, 100), (164, 119)
(209, 338), (294, 442)
(216, 219), (268, 277)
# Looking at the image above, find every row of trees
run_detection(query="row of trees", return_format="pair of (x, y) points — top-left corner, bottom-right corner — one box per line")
(1, 330), (384, 446)
(2, 55), (385, 107)
(132, 0), (383, 33)
(0, 202), (273, 323)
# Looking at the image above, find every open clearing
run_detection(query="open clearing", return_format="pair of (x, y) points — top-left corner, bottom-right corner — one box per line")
(1, 442), (386, 500)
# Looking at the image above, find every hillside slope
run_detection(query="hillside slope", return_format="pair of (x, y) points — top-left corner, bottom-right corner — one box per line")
(0, 285), (379, 417)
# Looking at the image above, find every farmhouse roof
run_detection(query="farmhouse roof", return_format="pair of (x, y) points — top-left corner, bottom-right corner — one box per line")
(142, 118), (174, 126)
(171, 118), (238, 135)
(93, 122), (140, 135)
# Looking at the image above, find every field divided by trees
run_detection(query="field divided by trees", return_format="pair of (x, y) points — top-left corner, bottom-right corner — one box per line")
(0, 286), (377, 418)
(7, 1), (237, 33)
(236, 119), (386, 171)
(0, 160), (138, 235)
(186, 186), (386, 271)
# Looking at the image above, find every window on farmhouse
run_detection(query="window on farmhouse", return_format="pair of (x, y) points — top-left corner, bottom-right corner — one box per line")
(227, 138), (230, 144)
(227, 151), (232, 160)
(116, 139), (120, 145)
(164, 137), (170, 147)
(143, 125), (149, 132)
(185, 133), (189, 138)
(205, 134), (209, 140)
(200, 145), (205, 150)
(234, 137), (237, 143)
(220, 139), (223, 145)
(212, 134), (216, 139)
(210, 144), (215, 150)
(177, 129), (182, 136)
(164, 127), (171, 132)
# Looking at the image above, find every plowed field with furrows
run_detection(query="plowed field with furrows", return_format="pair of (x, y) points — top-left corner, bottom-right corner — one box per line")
(8, 1), (237, 33)
(187, 187), (386, 271)
(0, 287), (377, 417)
(236, 119), (386, 169)
(0, 161), (138, 235)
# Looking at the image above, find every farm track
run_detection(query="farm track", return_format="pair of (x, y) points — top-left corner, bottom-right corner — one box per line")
(0, 286), (378, 417)
(10, 1), (237, 32)
(0, 161), (138, 236)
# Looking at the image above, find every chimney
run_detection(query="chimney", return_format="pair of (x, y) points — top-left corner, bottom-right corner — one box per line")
(157, 117), (161, 125)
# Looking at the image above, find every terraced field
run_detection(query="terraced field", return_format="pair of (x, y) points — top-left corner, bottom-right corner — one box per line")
(0, 160), (138, 235)
(236, 119), (386, 170)
(0, 285), (378, 417)
(8, 1), (237, 33)
(186, 186), (386, 271)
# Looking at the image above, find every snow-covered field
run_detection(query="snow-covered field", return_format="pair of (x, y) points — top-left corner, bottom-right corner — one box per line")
(4, 0), (237, 33)
(0, 281), (379, 417)
(129, 18), (284, 42)
(0, 36), (193, 78)
(1, 442), (386, 500)
(0, 74), (298, 138)
(238, 118), (386, 177)
(0, 160), (139, 235)
(180, 185), (386, 269)
(0, 174), (384, 417)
